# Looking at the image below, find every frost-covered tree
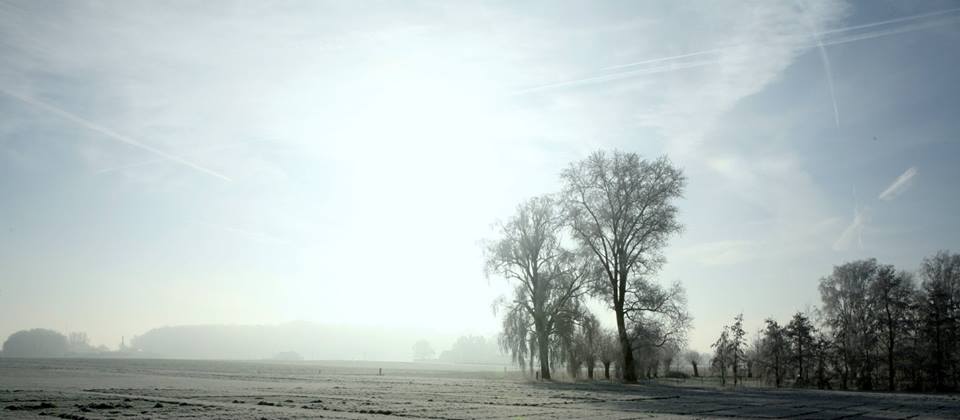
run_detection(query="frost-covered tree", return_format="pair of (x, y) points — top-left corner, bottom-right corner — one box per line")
(487, 196), (589, 380)
(561, 151), (685, 382)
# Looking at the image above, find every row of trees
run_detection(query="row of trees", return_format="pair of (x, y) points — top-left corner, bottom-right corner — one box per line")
(1, 328), (110, 357)
(710, 252), (960, 392)
(498, 304), (681, 381)
(486, 151), (690, 382)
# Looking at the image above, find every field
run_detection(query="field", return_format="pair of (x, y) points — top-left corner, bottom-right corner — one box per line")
(2, 359), (959, 419)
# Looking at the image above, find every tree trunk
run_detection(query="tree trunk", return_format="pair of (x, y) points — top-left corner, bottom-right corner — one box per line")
(887, 328), (895, 391)
(797, 341), (804, 385)
(934, 322), (943, 391)
(587, 363), (594, 379)
(692, 362), (699, 377)
(535, 317), (551, 380)
(528, 335), (536, 376)
(733, 350), (740, 386)
(774, 352), (781, 388)
(615, 301), (637, 382)
(839, 352), (848, 390)
(603, 362), (611, 379)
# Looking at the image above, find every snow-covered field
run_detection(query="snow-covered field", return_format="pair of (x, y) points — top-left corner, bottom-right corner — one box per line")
(2, 358), (959, 419)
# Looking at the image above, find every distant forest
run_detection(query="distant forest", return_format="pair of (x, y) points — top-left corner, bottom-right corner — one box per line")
(0, 322), (506, 364)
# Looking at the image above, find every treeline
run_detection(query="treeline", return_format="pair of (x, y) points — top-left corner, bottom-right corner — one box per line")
(129, 322), (431, 360)
(710, 252), (960, 392)
(487, 150), (690, 382)
(2, 322), (450, 361)
(1, 329), (111, 358)
(435, 336), (509, 365)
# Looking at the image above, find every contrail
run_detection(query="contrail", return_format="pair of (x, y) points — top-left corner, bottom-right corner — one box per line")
(818, 6), (960, 36)
(511, 59), (715, 96)
(96, 138), (270, 174)
(817, 15), (958, 48)
(802, 1), (841, 129)
(511, 7), (960, 96)
(0, 87), (232, 182)
(878, 166), (918, 201)
(602, 7), (959, 73)
(806, 8), (960, 129)
(815, 38), (840, 128)
(601, 48), (726, 71)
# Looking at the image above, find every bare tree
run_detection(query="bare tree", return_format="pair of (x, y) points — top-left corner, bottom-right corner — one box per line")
(599, 330), (620, 380)
(786, 312), (815, 386)
(578, 312), (602, 379)
(711, 326), (731, 386)
(761, 319), (787, 387)
(486, 196), (588, 380)
(745, 329), (763, 379)
(819, 259), (879, 390)
(868, 266), (916, 391)
(812, 330), (833, 389)
(684, 350), (702, 377)
(660, 341), (681, 375)
(729, 313), (746, 386)
(561, 151), (685, 382)
(550, 301), (583, 379)
(918, 251), (960, 391)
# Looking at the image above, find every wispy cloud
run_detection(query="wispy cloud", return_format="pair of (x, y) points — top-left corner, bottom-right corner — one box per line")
(0, 86), (232, 182)
(96, 139), (268, 175)
(510, 59), (715, 96)
(676, 240), (757, 266)
(879, 167), (918, 201)
(510, 6), (960, 100)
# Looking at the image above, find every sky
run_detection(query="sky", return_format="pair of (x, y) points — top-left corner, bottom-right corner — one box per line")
(1, 0), (959, 355)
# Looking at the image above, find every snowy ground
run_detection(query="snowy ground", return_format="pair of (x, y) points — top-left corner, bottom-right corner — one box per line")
(2, 359), (959, 419)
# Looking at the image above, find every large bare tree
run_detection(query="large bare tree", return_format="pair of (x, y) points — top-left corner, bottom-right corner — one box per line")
(486, 196), (588, 380)
(561, 151), (685, 382)
(819, 259), (880, 389)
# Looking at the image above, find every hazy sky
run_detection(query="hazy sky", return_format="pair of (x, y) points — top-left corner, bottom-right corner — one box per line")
(1, 0), (959, 354)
